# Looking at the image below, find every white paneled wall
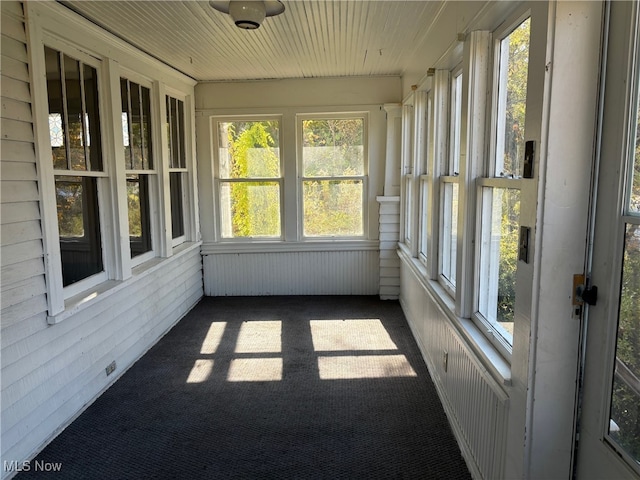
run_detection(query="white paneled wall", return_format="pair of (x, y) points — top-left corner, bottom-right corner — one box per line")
(204, 250), (379, 296)
(399, 258), (508, 480)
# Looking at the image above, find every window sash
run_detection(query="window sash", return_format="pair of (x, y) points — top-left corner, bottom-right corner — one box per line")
(439, 178), (459, 294)
(299, 115), (367, 239)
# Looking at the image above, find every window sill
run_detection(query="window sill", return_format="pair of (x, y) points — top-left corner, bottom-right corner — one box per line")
(397, 244), (512, 387)
(47, 241), (202, 325)
(201, 239), (379, 255)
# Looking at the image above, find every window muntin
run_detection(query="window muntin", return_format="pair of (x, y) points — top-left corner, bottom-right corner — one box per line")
(45, 46), (106, 290)
(301, 117), (366, 238)
(167, 95), (187, 242)
(217, 119), (282, 239)
(121, 78), (154, 259)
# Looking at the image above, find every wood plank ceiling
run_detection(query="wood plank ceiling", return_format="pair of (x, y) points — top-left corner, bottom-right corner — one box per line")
(60, 0), (446, 81)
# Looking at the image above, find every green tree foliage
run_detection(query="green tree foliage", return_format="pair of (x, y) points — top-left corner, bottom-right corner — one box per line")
(502, 18), (530, 176)
(302, 119), (364, 236)
(497, 190), (520, 325)
(609, 105), (640, 459)
(224, 121), (281, 237)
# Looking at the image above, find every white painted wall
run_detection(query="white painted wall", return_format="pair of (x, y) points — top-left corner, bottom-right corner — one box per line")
(196, 77), (401, 297)
(0, 3), (204, 475)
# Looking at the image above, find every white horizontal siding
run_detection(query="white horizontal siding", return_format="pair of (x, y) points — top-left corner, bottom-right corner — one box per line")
(1, 246), (203, 471)
(204, 250), (378, 296)
(399, 257), (508, 480)
(0, 4), (204, 476)
(378, 197), (400, 299)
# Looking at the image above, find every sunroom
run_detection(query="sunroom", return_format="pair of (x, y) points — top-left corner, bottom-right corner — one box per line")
(2, 1), (640, 478)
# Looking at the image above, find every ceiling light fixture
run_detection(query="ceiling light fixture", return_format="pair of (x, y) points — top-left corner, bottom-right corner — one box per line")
(209, 1), (285, 30)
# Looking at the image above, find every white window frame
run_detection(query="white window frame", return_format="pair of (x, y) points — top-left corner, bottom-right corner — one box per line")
(27, 1), (199, 321)
(119, 73), (159, 267)
(417, 89), (434, 266)
(401, 102), (415, 249)
(473, 13), (532, 357)
(212, 115), (284, 241)
(438, 67), (463, 296)
(297, 112), (369, 240)
(35, 38), (114, 305)
(165, 91), (189, 247)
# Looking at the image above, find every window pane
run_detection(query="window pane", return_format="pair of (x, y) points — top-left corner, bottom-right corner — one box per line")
(63, 55), (86, 171)
(220, 182), (281, 238)
(45, 47), (67, 169)
(496, 18), (531, 177)
(177, 99), (186, 168)
(170, 172), (185, 239)
(121, 80), (152, 171)
(55, 176), (103, 286)
(83, 63), (102, 171)
(450, 74), (463, 175)
(303, 180), (363, 237)
(127, 174), (152, 257)
(405, 176), (413, 245)
(419, 179), (429, 259)
(218, 121), (280, 179)
(609, 224), (640, 460)
(441, 182), (458, 285)
(478, 187), (520, 343)
(302, 119), (364, 177)
(121, 78), (132, 166)
(166, 97), (187, 169)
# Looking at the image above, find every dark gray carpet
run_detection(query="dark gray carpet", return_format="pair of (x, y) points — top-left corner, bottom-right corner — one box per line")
(18, 296), (471, 479)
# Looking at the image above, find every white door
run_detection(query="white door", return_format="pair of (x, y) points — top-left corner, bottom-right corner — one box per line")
(576, 1), (640, 478)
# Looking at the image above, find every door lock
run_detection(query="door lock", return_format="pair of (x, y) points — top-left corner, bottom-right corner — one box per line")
(574, 274), (598, 306)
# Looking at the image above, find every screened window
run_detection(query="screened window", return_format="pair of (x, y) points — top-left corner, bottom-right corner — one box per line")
(167, 96), (187, 241)
(439, 71), (463, 292)
(121, 78), (154, 259)
(45, 46), (105, 288)
(476, 16), (530, 349)
(217, 119), (282, 239)
(300, 116), (366, 237)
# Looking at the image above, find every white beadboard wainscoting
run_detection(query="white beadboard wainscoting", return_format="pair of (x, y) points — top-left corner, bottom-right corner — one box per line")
(202, 244), (380, 296)
(399, 254), (509, 480)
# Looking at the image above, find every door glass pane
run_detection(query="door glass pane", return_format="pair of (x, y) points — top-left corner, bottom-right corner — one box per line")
(609, 223), (640, 462)
(630, 100), (640, 212)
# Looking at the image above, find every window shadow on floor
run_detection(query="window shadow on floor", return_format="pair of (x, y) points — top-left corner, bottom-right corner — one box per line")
(17, 296), (471, 480)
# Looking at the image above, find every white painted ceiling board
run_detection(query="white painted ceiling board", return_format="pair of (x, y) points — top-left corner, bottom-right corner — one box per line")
(59, 0), (449, 81)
